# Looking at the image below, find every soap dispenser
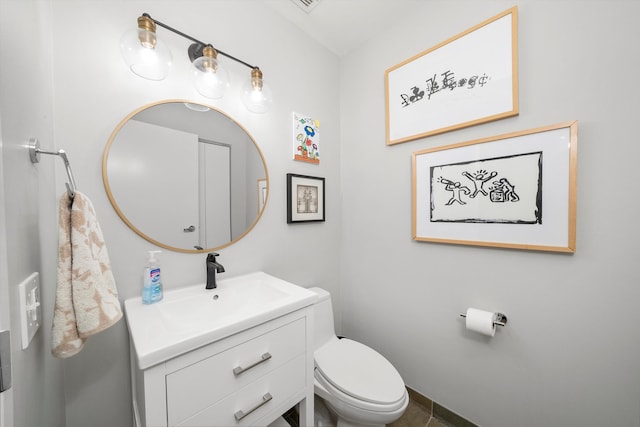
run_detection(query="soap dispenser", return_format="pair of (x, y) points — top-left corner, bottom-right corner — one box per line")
(142, 250), (163, 304)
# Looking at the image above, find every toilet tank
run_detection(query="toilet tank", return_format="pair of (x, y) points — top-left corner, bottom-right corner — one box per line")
(308, 287), (336, 350)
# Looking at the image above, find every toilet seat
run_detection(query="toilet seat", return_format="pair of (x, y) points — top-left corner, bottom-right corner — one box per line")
(315, 338), (406, 408)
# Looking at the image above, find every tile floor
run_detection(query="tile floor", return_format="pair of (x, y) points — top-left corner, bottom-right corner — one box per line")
(388, 397), (451, 427)
(284, 388), (474, 427)
(284, 388), (478, 427)
(389, 388), (476, 427)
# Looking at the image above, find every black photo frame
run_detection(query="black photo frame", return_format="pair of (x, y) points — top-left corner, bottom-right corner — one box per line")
(287, 173), (325, 223)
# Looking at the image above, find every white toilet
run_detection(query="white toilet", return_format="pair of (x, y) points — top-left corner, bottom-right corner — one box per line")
(310, 287), (409, 427)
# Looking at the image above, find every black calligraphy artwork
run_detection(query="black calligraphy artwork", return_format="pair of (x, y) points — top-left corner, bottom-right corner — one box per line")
(386, 8), (517, 144)
(400, 70), (491, 108)
(430, 152), (542, 224)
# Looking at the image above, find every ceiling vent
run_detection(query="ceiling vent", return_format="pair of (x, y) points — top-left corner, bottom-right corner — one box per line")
(290, 0), (322, 13)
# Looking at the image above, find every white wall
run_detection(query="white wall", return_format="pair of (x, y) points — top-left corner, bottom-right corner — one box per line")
(339, 1), (640, 426)
(5, 1), (640, 427)
(0, 1), (66, 426)
(49, 1), (341, 426)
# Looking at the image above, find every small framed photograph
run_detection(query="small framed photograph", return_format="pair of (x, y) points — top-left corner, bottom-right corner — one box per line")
(287, 173), (325, 223)
(412, 121), (577, 252)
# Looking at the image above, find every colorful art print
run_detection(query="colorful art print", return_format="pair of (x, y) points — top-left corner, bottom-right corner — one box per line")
(287, 173), (325, 223)
(412, 121), (577, 252)
(293, 112), (320, 164)
(385, 7), (518, 145)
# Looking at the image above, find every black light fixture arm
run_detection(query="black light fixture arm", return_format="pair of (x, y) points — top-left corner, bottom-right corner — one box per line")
(142, 13), (259, 71)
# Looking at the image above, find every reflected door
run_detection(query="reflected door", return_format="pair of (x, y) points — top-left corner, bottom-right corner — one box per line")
(109, 120), (200, 248)
(0, 117), (13, 427)
(201, 141), (231, 248)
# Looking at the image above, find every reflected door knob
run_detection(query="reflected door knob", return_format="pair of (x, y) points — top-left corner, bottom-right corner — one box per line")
(183, 225), (196, 232)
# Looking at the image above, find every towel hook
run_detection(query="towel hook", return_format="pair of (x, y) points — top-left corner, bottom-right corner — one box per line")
(29, 137), (77, 198)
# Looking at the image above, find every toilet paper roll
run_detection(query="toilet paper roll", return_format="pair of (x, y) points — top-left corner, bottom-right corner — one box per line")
(465, 308), (496, 337)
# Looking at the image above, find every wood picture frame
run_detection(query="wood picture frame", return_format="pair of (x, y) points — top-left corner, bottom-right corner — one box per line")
(385, 6), (519, 145)
(412, 121), (577, 252)
(287, 173), (325, 223)
(258, 178), (267, 213)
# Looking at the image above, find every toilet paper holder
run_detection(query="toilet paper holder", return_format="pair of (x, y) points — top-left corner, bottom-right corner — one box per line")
(459, 312), (508, 327)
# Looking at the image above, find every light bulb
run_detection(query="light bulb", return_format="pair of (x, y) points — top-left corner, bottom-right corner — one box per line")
(120, 15), (172, 81)
(192, 45), (229, 99)
(241, 68), (273, 113)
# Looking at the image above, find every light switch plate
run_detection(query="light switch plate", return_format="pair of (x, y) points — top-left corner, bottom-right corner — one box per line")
(18, 272), (41, 350)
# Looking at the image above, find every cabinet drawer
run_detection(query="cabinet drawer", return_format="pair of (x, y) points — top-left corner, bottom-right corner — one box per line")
(167, 318), (306, 425)
(176, 354), (306, 427)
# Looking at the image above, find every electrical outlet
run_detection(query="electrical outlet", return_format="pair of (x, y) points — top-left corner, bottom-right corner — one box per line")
(18, 272), (41, 350)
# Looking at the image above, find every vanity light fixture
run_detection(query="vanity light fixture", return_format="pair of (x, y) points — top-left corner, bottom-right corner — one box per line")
(120, 15), (173, 81)
(183, 102), (211, 112)
(192, 45), (229, 99)
(120, 13), (272, 113)
(241, 68), (273, 114)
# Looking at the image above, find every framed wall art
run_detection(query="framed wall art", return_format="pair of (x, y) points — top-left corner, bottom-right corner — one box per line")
(292, 112), (320, 164)
(385, 6), (519, 145)
(412, 121), (577, 252)
(258, 178), (267, 213)
(287, 173), (325, 223)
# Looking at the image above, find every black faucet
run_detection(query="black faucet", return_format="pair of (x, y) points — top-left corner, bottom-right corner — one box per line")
(206, 252), (225, 290)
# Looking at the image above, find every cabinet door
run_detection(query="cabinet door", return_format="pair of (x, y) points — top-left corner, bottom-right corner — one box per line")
(166, 319), (305, 425)
(176, 355), (306, 427)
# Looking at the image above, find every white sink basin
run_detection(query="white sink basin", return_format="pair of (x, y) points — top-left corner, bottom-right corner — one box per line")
(124, 272), (317, 369)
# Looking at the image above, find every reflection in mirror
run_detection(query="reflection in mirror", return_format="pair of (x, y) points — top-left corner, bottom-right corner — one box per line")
(103, 100), (268, 253)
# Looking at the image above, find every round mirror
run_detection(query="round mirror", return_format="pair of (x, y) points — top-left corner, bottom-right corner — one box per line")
(102, 100), (268, 253)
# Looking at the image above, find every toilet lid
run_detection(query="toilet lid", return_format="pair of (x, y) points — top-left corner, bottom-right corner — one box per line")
(315, 338), (405, 405)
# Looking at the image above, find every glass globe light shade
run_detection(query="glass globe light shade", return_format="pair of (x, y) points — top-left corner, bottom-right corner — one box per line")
(241, 68), (273, 114)
(120, 17), (172, 81)
(192, 46), (230, 99)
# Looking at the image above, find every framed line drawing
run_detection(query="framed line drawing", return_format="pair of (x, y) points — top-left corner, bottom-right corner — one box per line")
(287, 173), (325, 223)
(385, 6), (518, 145)
(412, 121), (577, 252)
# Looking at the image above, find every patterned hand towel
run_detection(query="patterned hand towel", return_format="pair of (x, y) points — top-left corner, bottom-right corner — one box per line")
(51, 191), (122, 358)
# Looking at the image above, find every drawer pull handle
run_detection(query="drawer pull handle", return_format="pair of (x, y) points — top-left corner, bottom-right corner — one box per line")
(234, 392), (273, 421)
(233, 352), (272, 376)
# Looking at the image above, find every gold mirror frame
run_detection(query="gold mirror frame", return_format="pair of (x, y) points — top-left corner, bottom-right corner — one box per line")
(102, 99), (269, 253)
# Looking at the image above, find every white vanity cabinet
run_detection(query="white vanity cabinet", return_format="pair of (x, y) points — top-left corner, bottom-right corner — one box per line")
(130, 307), (314, 427)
